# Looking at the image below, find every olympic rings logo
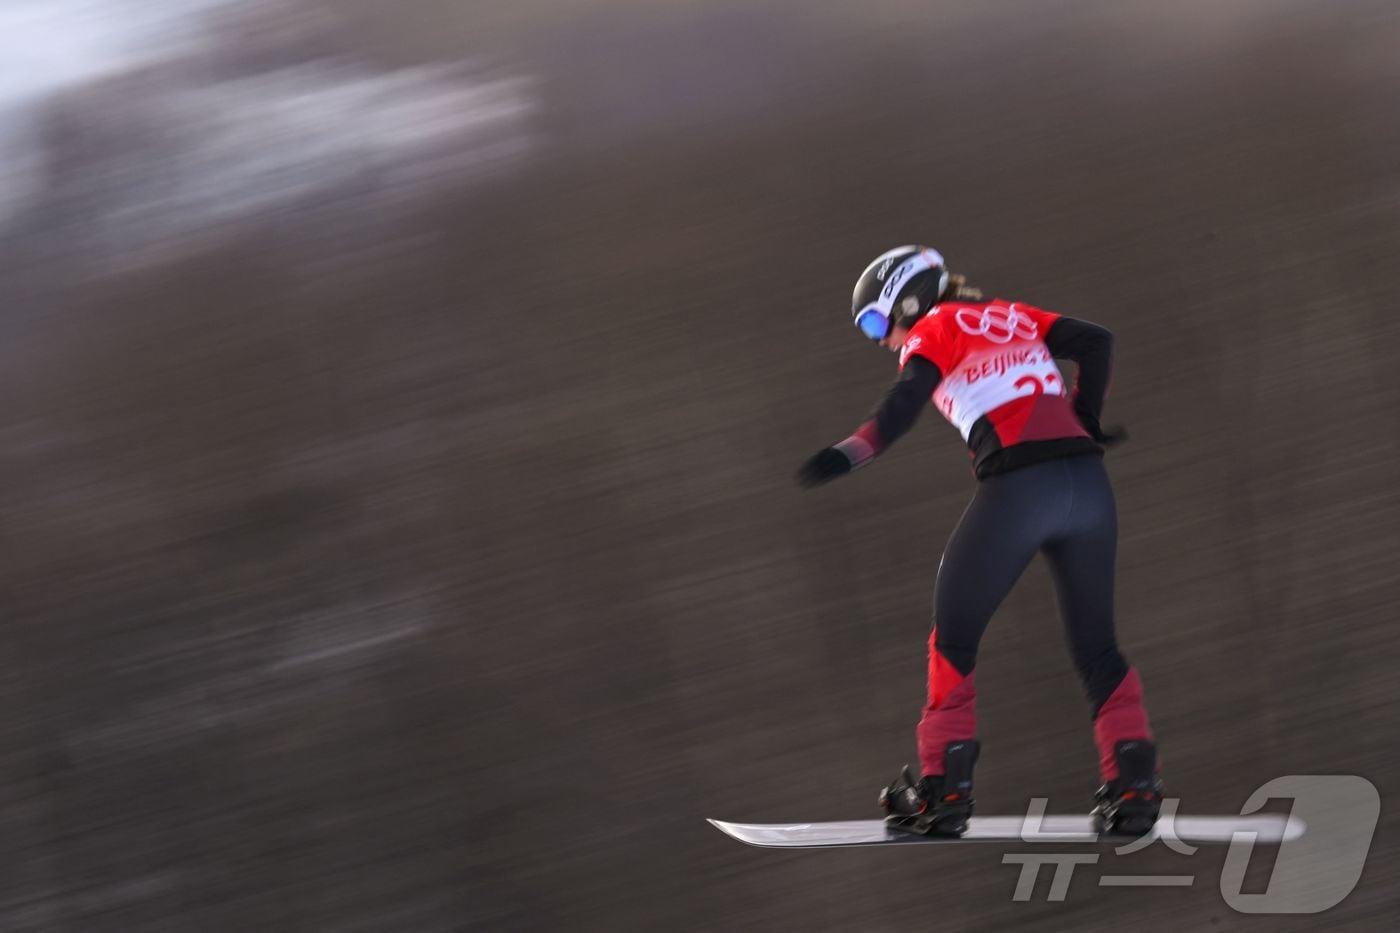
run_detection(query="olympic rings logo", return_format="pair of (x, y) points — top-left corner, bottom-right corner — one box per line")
(955, 304), (1038, 344)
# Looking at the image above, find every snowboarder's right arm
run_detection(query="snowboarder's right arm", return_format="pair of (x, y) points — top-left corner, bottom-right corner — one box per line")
(796, 356), (942, 488)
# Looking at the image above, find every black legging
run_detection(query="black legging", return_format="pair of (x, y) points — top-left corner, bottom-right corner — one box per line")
(938, 452), (1126, 697)
(917, 453), (1148, 778)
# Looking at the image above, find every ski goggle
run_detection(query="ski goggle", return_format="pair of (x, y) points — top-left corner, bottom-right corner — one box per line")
(854, 305), (891, 341)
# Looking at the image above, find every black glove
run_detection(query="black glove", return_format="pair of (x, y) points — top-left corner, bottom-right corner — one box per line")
(796, 447), (852, 488)
(1098, 425), (1129, 447)
(1088, 422), (1129, 447)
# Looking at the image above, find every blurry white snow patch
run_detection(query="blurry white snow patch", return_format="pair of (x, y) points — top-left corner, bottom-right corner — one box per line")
(60, 64), (534, 255)
(0, 0), (225, 102)
(0, 0), (536, 263)
(0, 0), (227, 226)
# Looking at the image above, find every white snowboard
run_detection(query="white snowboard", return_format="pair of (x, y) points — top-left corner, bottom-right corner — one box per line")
(708, 814), (1306, 848)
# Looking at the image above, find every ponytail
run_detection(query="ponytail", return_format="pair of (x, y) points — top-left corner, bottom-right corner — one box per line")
(945, 272), (984, 302)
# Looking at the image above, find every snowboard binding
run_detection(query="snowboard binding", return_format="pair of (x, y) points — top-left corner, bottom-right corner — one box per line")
(879, 740), (980, 837)
(1091, 740), (1164, 837)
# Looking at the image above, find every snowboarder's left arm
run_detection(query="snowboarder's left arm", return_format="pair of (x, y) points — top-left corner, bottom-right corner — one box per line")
(796, 356), (942, 488)
(1043, 316), (1114, 441)
(1042, 316), (1129, 446)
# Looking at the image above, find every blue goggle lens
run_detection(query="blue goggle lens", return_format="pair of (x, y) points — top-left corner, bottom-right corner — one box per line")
(855, 307), (889, 340)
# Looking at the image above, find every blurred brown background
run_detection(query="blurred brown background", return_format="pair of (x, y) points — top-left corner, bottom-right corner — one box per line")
(0, 0), (1396, 929)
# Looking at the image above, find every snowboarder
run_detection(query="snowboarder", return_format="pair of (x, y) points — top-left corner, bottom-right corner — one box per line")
(797, 246), (1163, 836)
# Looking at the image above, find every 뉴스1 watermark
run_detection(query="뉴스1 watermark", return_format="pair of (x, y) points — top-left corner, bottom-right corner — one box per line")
(1002, 775), (1379, 912)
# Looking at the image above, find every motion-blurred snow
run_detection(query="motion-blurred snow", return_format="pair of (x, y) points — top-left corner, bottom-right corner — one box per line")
(0, 0), (535, 266)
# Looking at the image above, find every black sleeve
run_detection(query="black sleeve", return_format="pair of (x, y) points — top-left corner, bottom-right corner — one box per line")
(871, 355), (942, 447)
(830, 355), (942, 468)
(1044, 316), (1114, 433)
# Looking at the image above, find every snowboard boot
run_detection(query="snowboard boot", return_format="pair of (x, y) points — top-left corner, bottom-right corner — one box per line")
(1091, 740), (1164, 836)
(879, 740), (980, 837)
